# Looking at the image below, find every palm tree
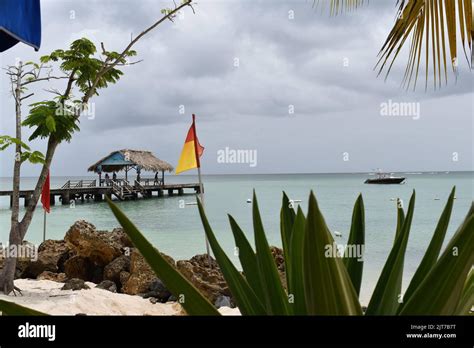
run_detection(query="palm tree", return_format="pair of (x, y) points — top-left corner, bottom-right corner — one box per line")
(319, 0), (472, 89)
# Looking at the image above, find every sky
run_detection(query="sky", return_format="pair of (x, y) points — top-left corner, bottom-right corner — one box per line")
(0, 0), (472, 177)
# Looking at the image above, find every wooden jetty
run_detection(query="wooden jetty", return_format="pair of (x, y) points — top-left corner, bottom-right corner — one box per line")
(0, 179), (202, 207)
(0, 149), (202, 207)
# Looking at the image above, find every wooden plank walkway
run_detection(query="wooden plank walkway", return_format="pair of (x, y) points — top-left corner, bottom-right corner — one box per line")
(0, 179), (202, 207)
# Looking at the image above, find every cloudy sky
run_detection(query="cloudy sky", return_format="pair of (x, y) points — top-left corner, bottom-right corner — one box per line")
(0, 0), (472, 176)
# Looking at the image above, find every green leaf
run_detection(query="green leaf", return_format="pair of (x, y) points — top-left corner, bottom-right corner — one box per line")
(366, 190), (416, 315)
(288, 206), (307, 314)
(303, 191), (362, 315)
(343, 194), (365, 296)
(197, 198), (267, 315)
(395, 198), (405, 243)
(455, 268), (473, 315)
(45, 115), (56, 132)
(0, 300), (47, 315)
(280, 192), (296, 289)
(400, 212), (474, 315)
(252, 190), (291, 315)
(106, 197), (219, 316)
(401, 187), (456, 306)
(228, 215), (266, 301)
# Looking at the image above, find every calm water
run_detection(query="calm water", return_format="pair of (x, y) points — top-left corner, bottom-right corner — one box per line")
(0, 172), (472, 304)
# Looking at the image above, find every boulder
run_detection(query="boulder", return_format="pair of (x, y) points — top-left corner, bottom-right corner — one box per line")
(64, 220), (132, 266)
(61, 278), (90, 291)
(23, 240), (72, 278)
(141, 279), (172, 303)
(176, 254), (230, 304)
(64, 255), (94, 281)
(103, 255), (130, 285)
(95, 280), (117, 293)
(37, 271), (67, 282)
(119, 271), (130, 289)
(214, 295), (232, 308)
(122, 249), (175, 295)
(270, 246), (287, 288)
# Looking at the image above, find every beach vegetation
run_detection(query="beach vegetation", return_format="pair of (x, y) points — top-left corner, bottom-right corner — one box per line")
(103, 187), (472, 315)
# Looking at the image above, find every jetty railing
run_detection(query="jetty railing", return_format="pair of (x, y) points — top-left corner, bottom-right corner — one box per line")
(134, 180), (146, 195)
(111, 181), (124, 199)
(61, 180), (97, 189)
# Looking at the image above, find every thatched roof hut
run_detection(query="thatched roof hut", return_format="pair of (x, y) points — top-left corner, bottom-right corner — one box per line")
(88, 149), (174, 173)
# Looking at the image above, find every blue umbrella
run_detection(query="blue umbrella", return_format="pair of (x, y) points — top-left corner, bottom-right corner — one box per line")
(0, 0), (41, 52)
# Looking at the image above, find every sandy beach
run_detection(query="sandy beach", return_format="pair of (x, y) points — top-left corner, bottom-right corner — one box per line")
(0, 279), (240, 316)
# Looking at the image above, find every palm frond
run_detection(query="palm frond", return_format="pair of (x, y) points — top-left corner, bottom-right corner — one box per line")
(376, 0), (472, 90)
(314, 0), (368, 16)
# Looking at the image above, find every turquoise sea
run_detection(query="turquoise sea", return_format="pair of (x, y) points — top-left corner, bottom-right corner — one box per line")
(0, 172), (472, 304)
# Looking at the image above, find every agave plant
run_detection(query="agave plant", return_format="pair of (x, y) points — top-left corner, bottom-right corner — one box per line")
(0, 187), (472, 316)
(105, 186), (472, 316)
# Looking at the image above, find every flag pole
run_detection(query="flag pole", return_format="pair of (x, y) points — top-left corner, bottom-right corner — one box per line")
(42, 210), (47, 242)
(197, 166), (210, 256)
(192, 114), (211, 259)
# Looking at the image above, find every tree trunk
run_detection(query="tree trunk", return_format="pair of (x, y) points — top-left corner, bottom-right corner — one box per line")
(0, 139), (58, 294)
(0, 223), (22, 294)
(0, 69), (23, 294)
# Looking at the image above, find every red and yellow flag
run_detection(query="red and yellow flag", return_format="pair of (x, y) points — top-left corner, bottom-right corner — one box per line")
(175, 114), (204, 174)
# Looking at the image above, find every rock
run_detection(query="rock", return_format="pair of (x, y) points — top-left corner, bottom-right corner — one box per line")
(37, 271), (67, 282)
(119, 271), (130, 289)
(61, 278), (90, 291)
(103, 255), (130, 285)
(168, 294), (177, 302)
(23, 240), (72, 278)
(214, 295), (232, 308)
(64, 221), (132, 266)
(95, 280), (117, 293)
(149, 297), (158, 304)
(176, 254), (230, 304)
(270, 246), (287, 288)
(122, 249), (175, 295)
(64, 255), (94, 281)
(141, 279), (172, 303)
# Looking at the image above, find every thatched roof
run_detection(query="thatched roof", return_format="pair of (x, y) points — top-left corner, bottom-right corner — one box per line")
(88, 149), (174, 173)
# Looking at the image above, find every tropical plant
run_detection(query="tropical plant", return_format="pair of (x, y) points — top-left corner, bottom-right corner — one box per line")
(106, 187), (472, 315)
(0, 187), (471, 315)
(319, 0), (472, 89)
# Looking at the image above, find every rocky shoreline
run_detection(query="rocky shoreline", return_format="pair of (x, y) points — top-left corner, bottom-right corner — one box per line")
(1, 220), (287, 313)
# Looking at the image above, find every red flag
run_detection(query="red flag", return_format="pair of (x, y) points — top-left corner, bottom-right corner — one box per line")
(41, 172), (50, 213)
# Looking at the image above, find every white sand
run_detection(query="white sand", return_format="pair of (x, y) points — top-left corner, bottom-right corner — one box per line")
(0, 279), (240, 316)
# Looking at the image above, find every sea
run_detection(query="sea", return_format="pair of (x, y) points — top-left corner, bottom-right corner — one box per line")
(0, 172), (472, 304)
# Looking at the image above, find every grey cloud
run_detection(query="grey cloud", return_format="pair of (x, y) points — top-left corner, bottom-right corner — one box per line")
(0, 0), (472, 176)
